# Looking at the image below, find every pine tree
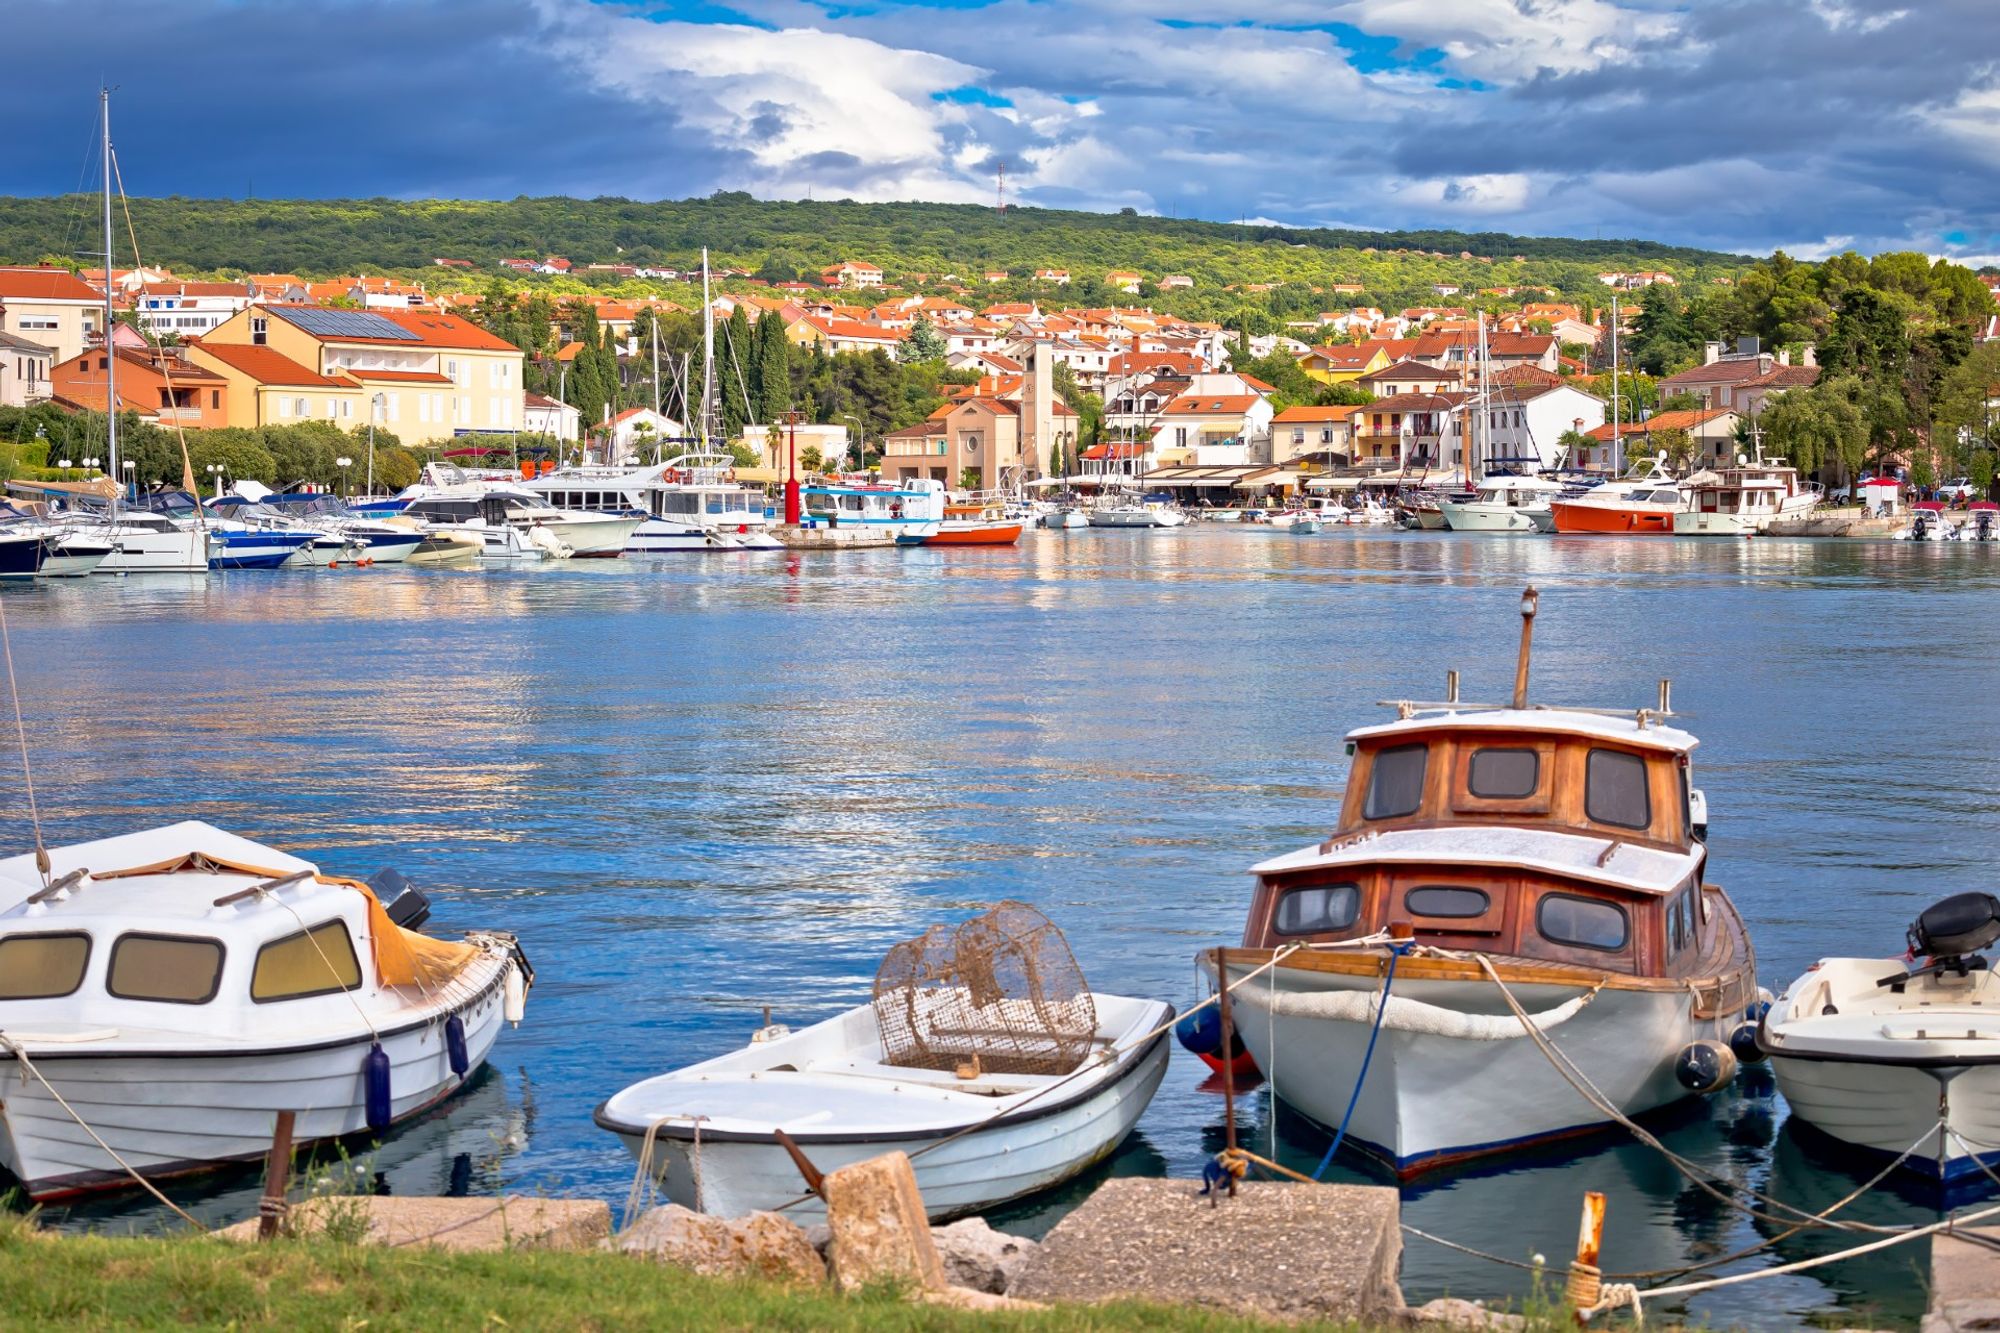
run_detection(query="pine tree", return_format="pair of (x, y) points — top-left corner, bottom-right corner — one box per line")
(720, 305), (754, 441)
(755, 313), (791, 424)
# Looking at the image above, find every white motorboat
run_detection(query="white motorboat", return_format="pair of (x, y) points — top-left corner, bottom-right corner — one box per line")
(0, 506), (110, 577)
(1894, 502), (1961, 542)
(1198, 589), (1757, 1177)
(525, 454), (782, 552)
(598, 902), (1171, 1220)
(247, 493), (426, 564)
(1041, 507), (1087, 530)
(0, 529), (47, 578)
(0, 821), (532, 1201)
(1968, 503), (2000, 542)
(1088, 501), (1187, 529)
(1441, 475), (1563, 534)
(390, 467), (641, 557)
(1762, 892), (2000, 1188)
(1335, 497), (1398, 526)
(72, 510), (211, 574)
(1672, 462), (1822, 536)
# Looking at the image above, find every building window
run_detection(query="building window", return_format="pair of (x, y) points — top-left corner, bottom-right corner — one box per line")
(251, 317), (268, 346)
(210, 390), (220, 409)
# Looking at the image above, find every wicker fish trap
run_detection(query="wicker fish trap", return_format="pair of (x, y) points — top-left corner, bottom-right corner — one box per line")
(872, 900), (1098, 1077)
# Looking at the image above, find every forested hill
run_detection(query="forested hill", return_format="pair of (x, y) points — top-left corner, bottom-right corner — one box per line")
(0, 192), (1745, 294)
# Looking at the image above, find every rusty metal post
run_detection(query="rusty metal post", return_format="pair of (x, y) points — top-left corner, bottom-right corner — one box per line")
(257, 1110), (297, 1240)
(1513, 586), (1539, 710)
(1216, 947), (1239, 1193)
(1566, 1189), (1607, 1321)
(772, 1127), (826, 1200)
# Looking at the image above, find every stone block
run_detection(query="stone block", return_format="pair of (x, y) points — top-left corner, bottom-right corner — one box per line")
(218, 1195), (609, 1252)
(1009, 1177), (1404, 1322)
(931, 1217), (1037, 1295)
(821, 1150), (946, 1294)
(617, 1204), (825, 1284)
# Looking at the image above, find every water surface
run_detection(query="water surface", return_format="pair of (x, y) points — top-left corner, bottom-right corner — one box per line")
(7, 528), (1997, 1330)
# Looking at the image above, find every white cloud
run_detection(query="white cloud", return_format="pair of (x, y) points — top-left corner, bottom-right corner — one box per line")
(1926, 82), (2000, 166)
(1387, 172), (1535, 215)
(1320, 0), (1681, 80)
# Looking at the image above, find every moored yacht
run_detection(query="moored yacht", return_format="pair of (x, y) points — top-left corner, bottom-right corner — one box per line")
(799, 477), (947, 541)
(1440, 475), (1562, 533)
(1550, 462), (1688, 535)
(386, 465), (642, 557)
(1199, 589), (1758, 1176)
(525, 455), (781, 552)
(1672, 462), (1822, 536)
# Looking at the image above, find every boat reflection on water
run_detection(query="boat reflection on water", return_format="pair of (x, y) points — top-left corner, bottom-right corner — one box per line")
(16, 1066), (534, 1236)
(982, 1130), (1172, 1239)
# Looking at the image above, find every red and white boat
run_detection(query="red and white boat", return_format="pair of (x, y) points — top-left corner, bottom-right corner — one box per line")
(907, 500), (1023, 547)
(1550, 462), (1687, 535)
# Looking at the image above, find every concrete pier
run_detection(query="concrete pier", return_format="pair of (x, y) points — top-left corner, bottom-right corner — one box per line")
(1767, 507), (1901, 537)
(1008, 1178), (1404, 1322)
(219, 1195), (611, 1251)
(773, 525), (898, 549)
(1926, 1227), (2000, 1333)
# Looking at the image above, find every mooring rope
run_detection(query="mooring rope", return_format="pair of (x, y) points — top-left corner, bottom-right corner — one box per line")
(1310, 940), (1410, 1179)
(0, 1033), (206, 1230)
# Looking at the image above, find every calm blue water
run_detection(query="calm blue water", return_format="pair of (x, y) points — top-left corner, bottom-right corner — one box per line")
(7, 527), (2000, 1329)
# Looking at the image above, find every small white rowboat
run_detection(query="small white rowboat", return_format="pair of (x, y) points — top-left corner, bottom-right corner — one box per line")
(596, 992), (1172, 1220)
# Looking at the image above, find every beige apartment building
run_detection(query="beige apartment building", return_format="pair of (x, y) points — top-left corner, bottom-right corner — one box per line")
(0, 267), (106, 364)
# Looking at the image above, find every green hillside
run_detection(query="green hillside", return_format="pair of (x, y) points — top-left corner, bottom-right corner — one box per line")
(0, 192), (1749, 317)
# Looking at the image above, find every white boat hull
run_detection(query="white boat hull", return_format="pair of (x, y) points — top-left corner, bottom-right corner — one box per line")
(1224, 964), (1726, 1174)
(1088, 507), (1186, 529)
(95, 525), (210, 574)
(0, 965), (511, 1200)
(1440, 502), (1547, 533)
(627, 518), (783, 552)
(1768, 1053), (2000, 1183)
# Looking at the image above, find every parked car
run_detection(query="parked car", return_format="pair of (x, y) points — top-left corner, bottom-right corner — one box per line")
(1939, 477), (1980, 502)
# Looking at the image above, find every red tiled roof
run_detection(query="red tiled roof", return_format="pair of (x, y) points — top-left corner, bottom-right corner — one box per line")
(1271, 405), (1362, 423)
(191, 343), (350, 388)
(1584, 408), (1734, 441)
(0, 266), (101, 302)
(1159, 394), (1259, 415)
(345, 368), (454, 384)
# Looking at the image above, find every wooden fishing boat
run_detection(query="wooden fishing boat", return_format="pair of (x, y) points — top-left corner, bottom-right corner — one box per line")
(0, 821), (532, 1201)
(597, 902), (1170, 1219)
(1200, 588), (1758, 1177)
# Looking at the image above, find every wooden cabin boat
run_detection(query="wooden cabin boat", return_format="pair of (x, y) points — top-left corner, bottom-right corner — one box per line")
(902, 500), (1023, 547)
(1205, 588), (1758, 1177)
(1671, 462), (1821, 536)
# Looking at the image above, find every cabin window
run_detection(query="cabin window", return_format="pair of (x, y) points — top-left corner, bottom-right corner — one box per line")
(0, 932), (92, 1000)
(252, 920), (363, 1003)
(1273, 883), (1361, 936)
(1405, 886), (1490, 919)
(1666, 889), (1692, 957)
(107, 932), (225, 1005)
(1364, 744), (1428, 820)
(1467, 748), (1539, 800)
(1537, 894), (1629, 952)
(1585, 749), (1651, 831)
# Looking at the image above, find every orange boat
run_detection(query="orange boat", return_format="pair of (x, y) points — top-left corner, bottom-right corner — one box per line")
(1549, 470), (1688, 535)
(909, 501), (1024, 546)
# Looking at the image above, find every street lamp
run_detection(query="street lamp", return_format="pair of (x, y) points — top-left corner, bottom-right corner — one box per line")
(336, 455), (353, 497)
(122, 459), (135, 503)
(83, 456), (100, 475)
(205, 463), (226, 499)
(839, 413), (864, 474)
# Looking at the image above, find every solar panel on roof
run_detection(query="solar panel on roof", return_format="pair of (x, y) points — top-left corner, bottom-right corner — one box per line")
(279, 307), (421, 341)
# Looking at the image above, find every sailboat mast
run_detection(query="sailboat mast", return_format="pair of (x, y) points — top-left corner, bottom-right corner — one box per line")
(701, 248), (715, 452)
(1474, 311), (1489, 484)
(1610, 293), (1621, 475)
(101, 89), (119, 515)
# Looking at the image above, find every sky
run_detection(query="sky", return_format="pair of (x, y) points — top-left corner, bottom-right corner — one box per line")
(5, 0), (1997, 262)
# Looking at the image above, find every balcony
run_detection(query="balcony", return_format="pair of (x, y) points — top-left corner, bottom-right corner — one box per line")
(154, 406), (204, 423)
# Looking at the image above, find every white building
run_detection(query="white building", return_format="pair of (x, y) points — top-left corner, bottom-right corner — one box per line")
(1477, 382), (1608, 472)
(0, 330), (53, 406)
(132, 281), (258, 340)
(595, 406), (686, 462)
(524, 391), (581, 444)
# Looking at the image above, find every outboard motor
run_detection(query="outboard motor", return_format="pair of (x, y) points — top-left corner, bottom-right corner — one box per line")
(1908, 891), (2000, 962)
(369, 867), (432, 930)
(1977, 511), (1998, 542)
(1912, 510), (1935, 540)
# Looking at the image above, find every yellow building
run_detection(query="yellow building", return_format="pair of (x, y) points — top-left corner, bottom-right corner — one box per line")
(199, 304), (525, 445)
(1297, 343), (1390, 384)
(183, 342), (365, 428)
(0, 267), (107, 364)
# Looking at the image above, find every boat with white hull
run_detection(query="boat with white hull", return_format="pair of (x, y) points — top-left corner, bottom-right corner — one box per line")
(1763, 893), (2000, 1187)
(526, 456), (781, 552)
(1441, 475), (1562, 534)
(0, 821), (531, 1201)
(80, 512), (210, 574)
(598, 993), (1170, 1220)
(390, 468), (641, 557)
(1671, 462), (1821, 536)
(1194, 589), (1757, 1177)
(599, 901), (1170, 1220)
(1088, 502), (1186, 529)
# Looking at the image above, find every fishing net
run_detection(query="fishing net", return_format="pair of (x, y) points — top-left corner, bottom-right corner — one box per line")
(872, 901), (1098, 1077)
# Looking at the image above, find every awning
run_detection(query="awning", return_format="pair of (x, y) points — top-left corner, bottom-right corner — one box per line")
(732, 466), (782, 483)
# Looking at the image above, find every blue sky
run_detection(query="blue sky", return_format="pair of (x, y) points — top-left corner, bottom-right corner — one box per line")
(4, 0), (1996, 261)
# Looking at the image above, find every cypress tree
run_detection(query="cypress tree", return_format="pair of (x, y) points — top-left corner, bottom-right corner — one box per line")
(720, 305), (754, 441)
(755, 314), (791, 423)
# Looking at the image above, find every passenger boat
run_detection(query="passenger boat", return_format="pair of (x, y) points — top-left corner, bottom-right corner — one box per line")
(1440, 475), (1563, 534)
(598, 902), (1171, 1220)
(903, 499), (1023, 547)
(1895, 502), (1960, 542)
(0, 821), (532, 1201)
(1549, 463), (1687, 535)
(524, 455), (782, 552)
(1762, 893), (2000, 1187)
(800, 478), (946, 541)
(1671, 463), (1822, 536)
(1201, 588), (1758, 1177)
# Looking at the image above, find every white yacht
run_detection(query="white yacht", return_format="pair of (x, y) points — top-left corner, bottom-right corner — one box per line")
(69, 508), (211, 574)
(0, 821), (531, 1201)
(1440, 475), (1564, 533)
(799, 478), (947, 540)
(524, 455), (781, 552)
(1088, 499), (1187, 528)
(389, 467), (641, 558)
(1672, 463), (1822, 536)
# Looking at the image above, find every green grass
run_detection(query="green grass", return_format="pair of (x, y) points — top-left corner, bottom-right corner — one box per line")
(0, 1207), (1588, 1333)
